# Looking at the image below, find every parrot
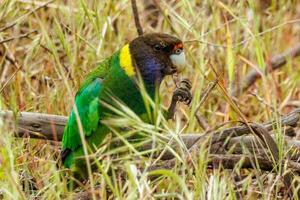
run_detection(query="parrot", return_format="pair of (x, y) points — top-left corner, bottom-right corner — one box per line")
(61, 33), (191, 178)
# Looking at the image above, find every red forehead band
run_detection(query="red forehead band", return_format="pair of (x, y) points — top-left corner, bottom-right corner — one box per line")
(173, 43), (183, 51)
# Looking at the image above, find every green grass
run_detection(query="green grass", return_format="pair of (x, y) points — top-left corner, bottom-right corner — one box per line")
(1, 0), (300, 199)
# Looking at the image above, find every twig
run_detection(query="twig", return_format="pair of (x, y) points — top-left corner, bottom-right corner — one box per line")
(0, 43), (22, 93)
(195, 114), (209, 130)
(0, 30), (37, 44)
(193, 79), (218, 129)
(232, 44), (300, 96)
(131, 0), (143, 36)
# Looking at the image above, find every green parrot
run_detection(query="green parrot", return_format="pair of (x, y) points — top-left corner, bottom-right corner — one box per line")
(61, 33), (190, 177)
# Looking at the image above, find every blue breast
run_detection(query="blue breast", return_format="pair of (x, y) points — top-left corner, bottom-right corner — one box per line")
(141, 56), (163, 85)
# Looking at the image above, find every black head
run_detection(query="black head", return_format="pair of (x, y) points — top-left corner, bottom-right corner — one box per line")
(129, 33), (185, 85)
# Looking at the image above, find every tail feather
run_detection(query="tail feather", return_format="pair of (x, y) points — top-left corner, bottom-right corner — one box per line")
(61, 148), (72, 167)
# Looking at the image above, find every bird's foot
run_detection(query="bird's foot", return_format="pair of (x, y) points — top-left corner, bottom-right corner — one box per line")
(167, 79), (192, 119)
(173, 79), (192, 105)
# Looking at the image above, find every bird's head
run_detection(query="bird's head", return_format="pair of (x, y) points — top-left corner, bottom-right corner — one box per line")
(128, 33), (186, 85)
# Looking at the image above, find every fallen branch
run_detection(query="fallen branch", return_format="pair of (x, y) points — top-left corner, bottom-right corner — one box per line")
(149, 124), (300, 197)
(232, 44), (300, 96)
(2, 109), (300, 197)
(1, 108), (300, 142)
(150, 133), (300, 161)
(148, 154), (300, 172)
(73, 152), (300, 200)
(1, 111), (66, 140)
(2, 109), (300, 162)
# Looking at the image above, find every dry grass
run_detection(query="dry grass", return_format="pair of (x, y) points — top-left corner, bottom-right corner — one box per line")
(1, 0), (300, 199)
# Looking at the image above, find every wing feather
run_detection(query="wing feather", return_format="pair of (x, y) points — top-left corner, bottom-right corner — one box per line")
(62, 78), (102, 152)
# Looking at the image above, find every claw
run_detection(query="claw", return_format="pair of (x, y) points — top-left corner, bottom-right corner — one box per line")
(167, 79), (193, 119)
(179, 79), (192, 90)
(172, 79), (192, 105)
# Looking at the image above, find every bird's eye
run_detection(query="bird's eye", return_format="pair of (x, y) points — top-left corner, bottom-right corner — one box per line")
(175, 48), (182, 54)
(154, 44), (162, 51)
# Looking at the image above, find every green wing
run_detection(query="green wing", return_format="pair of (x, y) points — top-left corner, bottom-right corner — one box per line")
(77, 58), (110, 95)
(61, 58), (111, 168)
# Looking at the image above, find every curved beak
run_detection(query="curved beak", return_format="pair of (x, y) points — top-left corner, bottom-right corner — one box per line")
(170, 51), (186, 73)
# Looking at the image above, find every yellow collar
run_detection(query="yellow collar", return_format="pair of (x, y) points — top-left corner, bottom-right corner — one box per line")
(119, 44), (136, 76)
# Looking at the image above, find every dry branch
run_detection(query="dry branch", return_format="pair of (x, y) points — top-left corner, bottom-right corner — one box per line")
(2, 109), (300, 162)
(148, 154), (300, 172)
(232, 44), (300, 96)
(0, 109), (298, 139)
(1, 111), (67, 140)
(1, 108), (300, 143)
(152, 133), (300, 161)
(2, 109), (300, 197)
(2, 109), (300, 167)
